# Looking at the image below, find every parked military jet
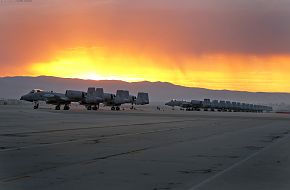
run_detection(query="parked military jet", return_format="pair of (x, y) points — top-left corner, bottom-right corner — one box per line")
(165, 98), (273, 113)
(136, 92), (150, 105)
(104, 90), (148, 110)
(66, 87), (104, 110)
(165, 100), (201, 110)
(65, 88), (127, 111)
(165, 100), (187, 110)
(103, 90), (131, 110)
(20, 89), (72, 110)
(94, 89), (149, 111)
(66, 87), (149, 111)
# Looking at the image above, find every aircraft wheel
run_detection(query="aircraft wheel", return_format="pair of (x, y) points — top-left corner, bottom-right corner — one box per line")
(55, 105), (61, 110)
(87, 105), (92, 110)
(116, 107), (120, 111)
(111, 107), (115, 111)
(92, 106), (98, 110)
(33, 102), (39, 109)
(64, 105), (70, 110)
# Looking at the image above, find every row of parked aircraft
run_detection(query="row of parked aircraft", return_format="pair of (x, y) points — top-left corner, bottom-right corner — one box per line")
(165, 99), (272, 112)
(20, 88), (149, 111)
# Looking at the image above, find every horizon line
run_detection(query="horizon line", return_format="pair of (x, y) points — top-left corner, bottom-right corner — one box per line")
(1, 75), (290, 94)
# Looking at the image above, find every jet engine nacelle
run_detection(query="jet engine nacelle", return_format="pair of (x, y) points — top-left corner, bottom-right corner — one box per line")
(65, 90), (85, 101)
(85, 96), (104, 104)
(103, 93), (115, 101)
(136, 92), (149, 105)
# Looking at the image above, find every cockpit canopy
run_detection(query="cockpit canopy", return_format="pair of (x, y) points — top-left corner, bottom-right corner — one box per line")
(30, 89), (43, 94)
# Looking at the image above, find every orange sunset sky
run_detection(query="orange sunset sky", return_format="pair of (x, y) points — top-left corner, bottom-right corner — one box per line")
(0, 0), (290, 92)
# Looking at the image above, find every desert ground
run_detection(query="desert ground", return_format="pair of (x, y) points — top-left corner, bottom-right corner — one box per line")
(0, 104), (290, 190)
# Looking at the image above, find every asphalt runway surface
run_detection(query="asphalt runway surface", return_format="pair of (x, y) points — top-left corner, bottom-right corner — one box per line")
(1, 105), (290, 190)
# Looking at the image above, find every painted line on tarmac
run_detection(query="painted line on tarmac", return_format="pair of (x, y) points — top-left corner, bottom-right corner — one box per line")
(0, 123), (195, 152)
(188, 131), (290, 190)
(0, 119), (198, 136)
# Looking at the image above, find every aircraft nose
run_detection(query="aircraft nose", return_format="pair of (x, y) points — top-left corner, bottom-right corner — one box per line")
(20, 94), (28, 101)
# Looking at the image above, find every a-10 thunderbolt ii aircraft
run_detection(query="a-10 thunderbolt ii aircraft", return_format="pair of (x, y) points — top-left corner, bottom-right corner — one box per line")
(165, 98), (272, 113)
(20, 89), (72, 110)
(66, 87), (149, 111)
(21, 88), (149, 111)
(165, 99), (203, 111)
(165, 100), (189, 110)
(102, 90), (136, 111)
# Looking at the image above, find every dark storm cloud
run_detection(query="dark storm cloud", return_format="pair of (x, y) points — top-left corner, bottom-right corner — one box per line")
(0, 0), (290, 69)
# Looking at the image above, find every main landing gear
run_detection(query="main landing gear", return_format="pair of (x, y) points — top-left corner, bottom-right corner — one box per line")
(111, 106), (120, 111)
(55, 105), (61, 110)
(55, 105), (70, 110)
(130, 103), (135, 110)
(64, 104), (70, 110)
(92, 105), (99, 110)
(86, 105), (99, 111)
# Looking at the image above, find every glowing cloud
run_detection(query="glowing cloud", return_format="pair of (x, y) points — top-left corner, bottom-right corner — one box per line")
(1, 0), (290, 92)
(28, 47), (290, 92)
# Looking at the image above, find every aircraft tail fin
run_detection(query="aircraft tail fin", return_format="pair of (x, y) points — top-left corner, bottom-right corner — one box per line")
(85, 87), (103, 103)
(115, 90), (130, 104)
(136, 92), (149, 105)
(116, 90), (129, 99)
(87, 87), (95, 95)
(95, 88), (104, 98)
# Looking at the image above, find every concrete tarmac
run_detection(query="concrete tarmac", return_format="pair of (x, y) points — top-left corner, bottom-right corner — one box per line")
(0, 105), (290, 190)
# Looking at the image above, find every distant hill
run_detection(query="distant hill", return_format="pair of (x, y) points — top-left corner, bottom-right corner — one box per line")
(1, 76), (290, 104)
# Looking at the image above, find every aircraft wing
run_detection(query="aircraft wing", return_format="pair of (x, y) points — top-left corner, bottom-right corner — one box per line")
(180, 102), (192, 108)
(43, 93), (71, 104)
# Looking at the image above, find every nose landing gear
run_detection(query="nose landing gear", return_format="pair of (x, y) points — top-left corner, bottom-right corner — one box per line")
(33, 101), (39, 109)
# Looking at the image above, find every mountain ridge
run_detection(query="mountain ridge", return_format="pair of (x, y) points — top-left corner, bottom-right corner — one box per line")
(0, 76), (290, 104)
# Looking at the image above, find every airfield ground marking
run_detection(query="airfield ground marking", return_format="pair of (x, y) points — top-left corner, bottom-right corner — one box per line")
(0, 119), (201, 152)
(0, 121), (283, 183)
(0, 119), (276, 152)
(0, 121), (284, 182)
(0, 119), (199, 136)
(187, 129), (290, 190)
